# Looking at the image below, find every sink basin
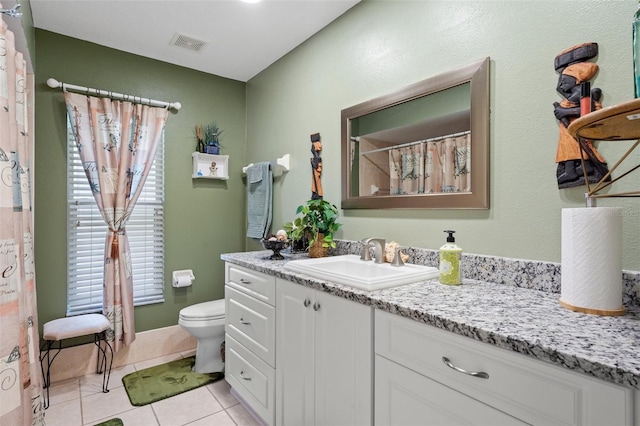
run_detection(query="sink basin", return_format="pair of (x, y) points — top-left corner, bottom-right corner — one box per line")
(284, 254), (439, 291)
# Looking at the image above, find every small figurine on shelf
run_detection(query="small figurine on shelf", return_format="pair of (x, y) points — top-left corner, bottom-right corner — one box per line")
(209, 161), (217, 177)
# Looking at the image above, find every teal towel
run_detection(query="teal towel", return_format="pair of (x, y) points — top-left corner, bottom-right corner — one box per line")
(246, 162), (272, 239)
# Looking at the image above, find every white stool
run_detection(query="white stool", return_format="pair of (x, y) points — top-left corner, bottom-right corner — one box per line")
(40, 314), (113, 409)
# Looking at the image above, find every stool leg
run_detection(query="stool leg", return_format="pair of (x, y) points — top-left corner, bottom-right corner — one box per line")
(39, 340), (62, 410)
(93, 332), (113, 394)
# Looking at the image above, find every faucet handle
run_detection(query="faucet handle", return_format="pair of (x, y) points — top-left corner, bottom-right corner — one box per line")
(390, 246), (407, 267)
(360, 239), (373, 261)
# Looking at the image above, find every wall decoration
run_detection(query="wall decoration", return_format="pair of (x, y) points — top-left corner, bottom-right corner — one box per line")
(310, 133), (323, 199)
(553, 43), (610, 189)
(195, 123), (223, 154)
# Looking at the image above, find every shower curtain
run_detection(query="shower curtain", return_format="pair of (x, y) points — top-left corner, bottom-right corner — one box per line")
(0, 16), (45, 426)
(64, 92), (168, 351)
(390, 133), (471, 195)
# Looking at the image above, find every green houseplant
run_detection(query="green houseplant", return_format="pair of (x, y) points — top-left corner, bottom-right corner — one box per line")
(284, 199), (341, 257)
(195, 123), (224, 154)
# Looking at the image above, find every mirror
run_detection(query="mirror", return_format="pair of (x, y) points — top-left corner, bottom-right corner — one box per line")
(341, 57), (490, 209)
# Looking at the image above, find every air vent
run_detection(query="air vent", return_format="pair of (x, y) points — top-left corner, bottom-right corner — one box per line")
(169, 33), (208, 53)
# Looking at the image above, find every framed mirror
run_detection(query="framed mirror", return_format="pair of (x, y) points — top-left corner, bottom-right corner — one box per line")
(341, 57), (490, 209)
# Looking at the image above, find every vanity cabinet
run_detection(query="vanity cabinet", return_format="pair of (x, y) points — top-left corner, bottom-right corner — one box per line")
(224, 263), (276, 425)
(375, 310), (633, 426)
(275, 278), (373, 426)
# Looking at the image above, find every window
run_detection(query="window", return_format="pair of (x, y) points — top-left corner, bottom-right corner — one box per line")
(66, 119), (165, 316)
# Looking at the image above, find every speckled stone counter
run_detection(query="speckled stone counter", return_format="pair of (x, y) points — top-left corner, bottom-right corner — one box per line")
(221, 244), (640, 390)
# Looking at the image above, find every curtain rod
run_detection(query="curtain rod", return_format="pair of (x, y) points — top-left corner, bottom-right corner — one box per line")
(0, 4), (22, 17)
(47, 78), (182, 111)
(358, 130), (470, 156)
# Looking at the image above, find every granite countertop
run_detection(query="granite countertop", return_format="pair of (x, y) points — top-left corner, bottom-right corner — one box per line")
(221, 250), (640, 390)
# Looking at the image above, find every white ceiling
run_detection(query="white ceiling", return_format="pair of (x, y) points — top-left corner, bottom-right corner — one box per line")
(30, 0), (360, 82)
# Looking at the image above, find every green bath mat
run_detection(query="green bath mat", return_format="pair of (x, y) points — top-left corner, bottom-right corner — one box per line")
(122, 356), (224, 406)
(95, 419), (123, 426)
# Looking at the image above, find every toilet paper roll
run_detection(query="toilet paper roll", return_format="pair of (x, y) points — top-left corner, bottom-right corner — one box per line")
(173, 270), (194, 288)
(560, 207), (624, 315)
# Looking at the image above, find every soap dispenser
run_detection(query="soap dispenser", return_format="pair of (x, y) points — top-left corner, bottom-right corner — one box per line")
(439, 230), (462, 285)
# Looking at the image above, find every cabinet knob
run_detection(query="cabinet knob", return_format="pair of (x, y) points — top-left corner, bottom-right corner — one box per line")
(313, 302), (321, 311)
(442, 356), (489, 379)
(239, 317), (251, 325)
(239, 278), (251, 284)
(239, 370), (252, 381)
(304, 299), (311, 307)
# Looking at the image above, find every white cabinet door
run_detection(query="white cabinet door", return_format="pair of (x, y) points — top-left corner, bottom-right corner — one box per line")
(276, 279), (373, 426)
(315, 290), (372, 426)
(275, 279), (315, 426)
(375, 355), (527, 426)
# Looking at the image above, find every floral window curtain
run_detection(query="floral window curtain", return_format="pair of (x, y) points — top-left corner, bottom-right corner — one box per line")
(0, 19), (45, 425)
(390, 133), (471, 195)
(64, 92), (168, 351)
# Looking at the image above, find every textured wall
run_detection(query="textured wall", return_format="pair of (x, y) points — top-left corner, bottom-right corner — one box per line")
(247, 0), (640, 270)
(34, 30), (247, 331)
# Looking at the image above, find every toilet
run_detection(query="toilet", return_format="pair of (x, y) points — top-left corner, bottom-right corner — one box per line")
(178, 299), (226, 374)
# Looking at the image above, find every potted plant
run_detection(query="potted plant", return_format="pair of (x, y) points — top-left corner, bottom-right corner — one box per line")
(195, 123), (224, 154)
(284, 199), (341, 257)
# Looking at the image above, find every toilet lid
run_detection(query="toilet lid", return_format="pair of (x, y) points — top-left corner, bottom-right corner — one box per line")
(180, 299), (225, 321)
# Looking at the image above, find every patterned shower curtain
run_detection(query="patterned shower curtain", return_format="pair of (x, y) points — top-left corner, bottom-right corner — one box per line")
(64, 92), (168, 351)
(0, 16), (45, 426)
(390, 133), (471, 195)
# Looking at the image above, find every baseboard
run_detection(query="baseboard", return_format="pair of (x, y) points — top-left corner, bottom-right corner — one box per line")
(230, 387), (267, 426)
(41, 324), (196, 383)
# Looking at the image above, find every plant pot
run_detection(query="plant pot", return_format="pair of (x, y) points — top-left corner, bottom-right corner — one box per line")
(308, 233), (329, 258)
(290, 236), (309, 253)
(205, 145), (220, 155)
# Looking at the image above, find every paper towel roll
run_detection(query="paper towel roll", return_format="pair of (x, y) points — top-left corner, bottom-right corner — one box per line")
(560, 207), (624, 315)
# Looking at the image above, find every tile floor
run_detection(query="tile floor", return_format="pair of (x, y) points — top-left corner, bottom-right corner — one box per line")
(43, 350), (260, 426)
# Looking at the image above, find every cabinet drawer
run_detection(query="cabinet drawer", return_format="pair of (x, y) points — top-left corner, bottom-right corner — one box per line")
(225, 263), (275, 305)
(225, 285), (275, 366)
(375, 354), (525, 425)
(375, 310), (632, 426)
(225, 335), (275, 425)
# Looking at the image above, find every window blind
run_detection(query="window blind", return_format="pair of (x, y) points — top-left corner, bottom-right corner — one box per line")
(66, 120), (165, 316)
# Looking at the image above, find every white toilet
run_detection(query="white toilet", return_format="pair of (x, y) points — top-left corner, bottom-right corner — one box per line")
(178, 299), (226, 374)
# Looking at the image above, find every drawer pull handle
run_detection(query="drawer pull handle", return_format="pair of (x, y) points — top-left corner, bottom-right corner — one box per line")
(442, 357), (489, 379)
(239, 317), (251, 325)
(239, 370), (251, 381)
(239, 278), (251, 284)
(313, 302), (321, 311)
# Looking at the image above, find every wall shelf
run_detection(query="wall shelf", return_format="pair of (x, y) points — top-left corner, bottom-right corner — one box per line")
(568, 98), (640, 200)
(192, 152), (229, 180)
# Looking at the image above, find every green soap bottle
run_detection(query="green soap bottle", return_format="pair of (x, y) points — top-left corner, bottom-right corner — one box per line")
(439, 230), (462, 285)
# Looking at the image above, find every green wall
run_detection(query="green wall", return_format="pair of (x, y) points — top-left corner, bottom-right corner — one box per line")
(34, 30), (247, 331)
(247, 0), (640, 271)
(32, 1), (640, 335)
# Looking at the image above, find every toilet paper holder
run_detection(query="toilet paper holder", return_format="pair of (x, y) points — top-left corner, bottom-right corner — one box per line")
(172, 269), (195, 288)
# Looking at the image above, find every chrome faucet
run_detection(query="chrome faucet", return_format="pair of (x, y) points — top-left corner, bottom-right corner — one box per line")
(361, 237), (386, 264)
(390, 246), (407, 267)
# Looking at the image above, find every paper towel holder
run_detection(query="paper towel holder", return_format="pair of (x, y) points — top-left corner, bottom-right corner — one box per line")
(173, 269), (195, 288)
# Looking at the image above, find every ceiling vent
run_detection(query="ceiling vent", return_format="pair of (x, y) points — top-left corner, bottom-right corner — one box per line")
(169, 33), (208, 53)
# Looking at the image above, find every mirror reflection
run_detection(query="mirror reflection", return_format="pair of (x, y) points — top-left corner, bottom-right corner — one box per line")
(341, 57), (490, 209)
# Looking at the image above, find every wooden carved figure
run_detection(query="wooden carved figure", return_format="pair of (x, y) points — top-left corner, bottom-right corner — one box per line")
(310, 132), (323, 199)
(553, 43), (609, 188)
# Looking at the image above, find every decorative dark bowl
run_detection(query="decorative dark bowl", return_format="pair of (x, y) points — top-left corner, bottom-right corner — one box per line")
(261, 239), (289, 260)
